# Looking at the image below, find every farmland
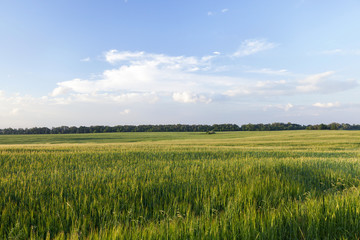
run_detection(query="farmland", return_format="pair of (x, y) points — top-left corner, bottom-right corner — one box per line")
(1, 131), (360, 239)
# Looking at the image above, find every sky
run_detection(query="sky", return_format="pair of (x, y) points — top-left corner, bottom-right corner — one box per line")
(1, 0), (360, 128)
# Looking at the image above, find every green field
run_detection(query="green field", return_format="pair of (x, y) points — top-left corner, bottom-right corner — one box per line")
(1, 131), (360, 239)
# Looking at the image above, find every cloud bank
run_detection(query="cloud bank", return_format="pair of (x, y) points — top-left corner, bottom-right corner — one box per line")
(49, 47), (356, 106)
(1, 42), (359, 127)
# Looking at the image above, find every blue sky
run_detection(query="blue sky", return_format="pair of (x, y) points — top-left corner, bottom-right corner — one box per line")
(1, 0), (360, 127)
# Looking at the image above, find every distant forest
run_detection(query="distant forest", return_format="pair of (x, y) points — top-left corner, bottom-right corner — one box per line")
(1, 123), (360, 135)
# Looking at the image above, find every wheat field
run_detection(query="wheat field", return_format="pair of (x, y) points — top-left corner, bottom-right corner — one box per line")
(1, 130), (360, 239)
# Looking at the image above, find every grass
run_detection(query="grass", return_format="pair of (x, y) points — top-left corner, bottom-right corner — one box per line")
(1, 130), (360, 239)
(0, 131), (245, 145)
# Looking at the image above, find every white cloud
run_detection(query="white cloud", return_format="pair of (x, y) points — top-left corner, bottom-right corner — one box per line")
(105, 50), (145, 64)
(53, 79), (97, 95)
(223, 78), (289, 97)
(51, 86), (71, 97)
(80, 57), (91, 62)
(51, 92), (159, 105)
(0, 92), (48, 120)
(246, 68), (289, 75)
(295, 71), (357, 94)
(1, 57), (359, 128)
(296, 71), (335, 92)
(222, 70), (356, 98)
(224, 88), (251, 97)
(45, 50), (358, 110)
(10, 108), (20, 115)
(207, 8), (228, 16)
(264, 103), (294, 112)
(256, 80), (287, 88)
(120, 109), (130, 114)
(233, 39), (277, 57)
(50, 50), (223, 104)
(321, 49), (344, 55)
(312, 102), (340, 108)
(172, 92), (211, 104)
(284, 103), (294, 111)
(320, 49), (360, 55)
(105, 50), (212, 72)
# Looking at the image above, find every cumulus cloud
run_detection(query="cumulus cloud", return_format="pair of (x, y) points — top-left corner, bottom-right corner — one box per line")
(51, 86), (71, 97)
(50, 50), (224, 104)
(105, 50), (145, 63)
(0, 56), (358, 127)
(45, 49), (358, 109)
(0, 46), (357, 127)
(105, 49), (212, 72)
(0, 92), (48, 121)
(233, 39), (277, 57)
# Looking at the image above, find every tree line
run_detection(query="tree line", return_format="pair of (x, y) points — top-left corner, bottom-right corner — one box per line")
(0, 122), (359, 135)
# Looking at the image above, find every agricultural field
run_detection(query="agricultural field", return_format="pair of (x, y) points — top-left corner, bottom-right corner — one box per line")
(1, 130), (360, 239)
